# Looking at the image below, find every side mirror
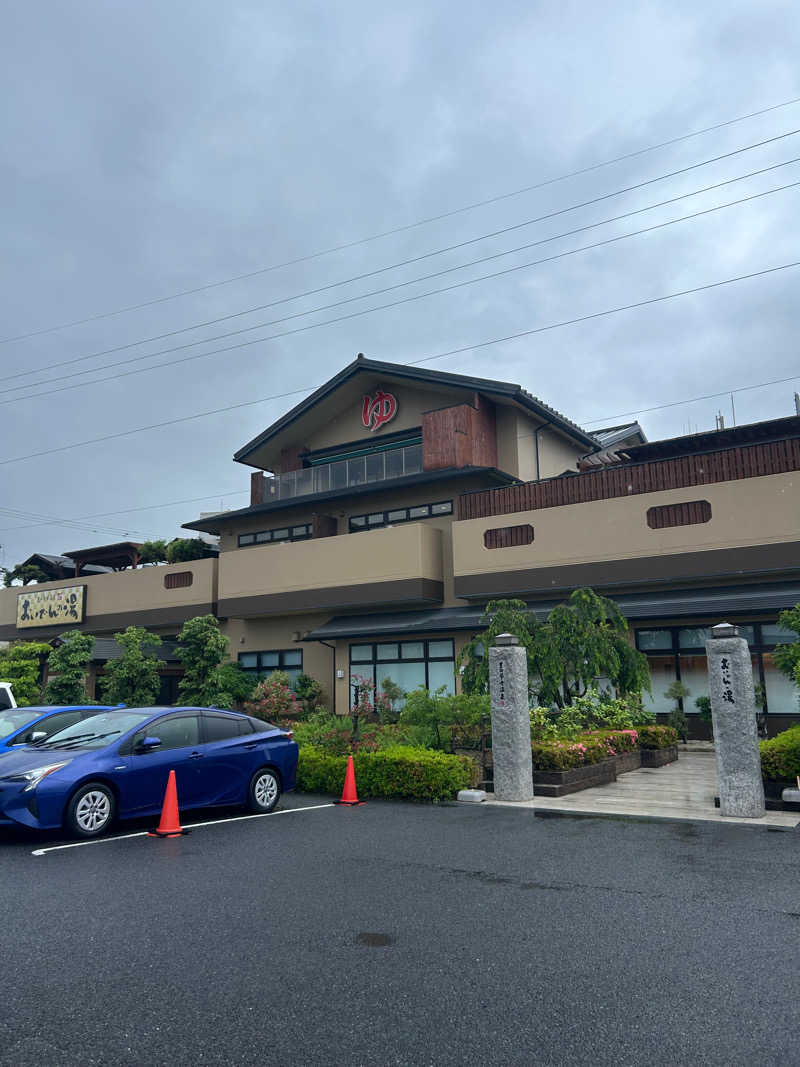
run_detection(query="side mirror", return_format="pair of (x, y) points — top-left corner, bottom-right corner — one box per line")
(30, 730), (48, 742)
(137, 736), (163, 752)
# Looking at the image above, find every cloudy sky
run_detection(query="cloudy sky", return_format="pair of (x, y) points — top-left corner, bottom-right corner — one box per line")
(1, 1), (798, 567)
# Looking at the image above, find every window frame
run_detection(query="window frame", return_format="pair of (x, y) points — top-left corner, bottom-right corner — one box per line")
(348, 500), (452, 533)
(634, 621), (786, 716)
(349, 638), (456, 708)
(238, 649), (304, 688)
(238, 524), (312, 548)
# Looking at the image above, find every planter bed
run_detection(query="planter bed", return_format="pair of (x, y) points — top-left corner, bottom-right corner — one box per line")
(614, 750), (642, 775)
(640, 745), (679, 768)
(533, 757), (616, 797)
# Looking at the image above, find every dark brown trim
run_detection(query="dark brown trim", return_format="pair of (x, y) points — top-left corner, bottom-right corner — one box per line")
(218, 579), (444, 618)
(484, 524), (535, 549)
(453, 542), (800, 599)
(0, 602), (216, 642)
(459, 437), (800, 519)
(646, 500), (711, 529)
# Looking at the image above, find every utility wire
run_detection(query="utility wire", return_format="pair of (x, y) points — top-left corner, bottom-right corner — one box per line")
(4, 364), (799, 538)
(2, 94), (799, 346)
(0, 490), (250, 534)
(5, 178), (799, 407)
(0, 505), (144, 540)
(1, 260), (797, 469)
(8, 127), (800, 389)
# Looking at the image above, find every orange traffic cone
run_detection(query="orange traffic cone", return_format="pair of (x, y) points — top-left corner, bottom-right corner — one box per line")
(334, 754), (364, 806)
(148, 770), (190, 837)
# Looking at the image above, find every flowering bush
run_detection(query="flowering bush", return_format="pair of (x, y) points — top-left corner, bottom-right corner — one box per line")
(531, 735), (608, 770)
(637, 724), (679, 749)
(586, 728), (639, 756)
(244, 673), (304, 724)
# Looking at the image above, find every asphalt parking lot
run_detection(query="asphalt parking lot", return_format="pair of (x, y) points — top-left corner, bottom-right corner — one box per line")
(1, 798), (798, 1067)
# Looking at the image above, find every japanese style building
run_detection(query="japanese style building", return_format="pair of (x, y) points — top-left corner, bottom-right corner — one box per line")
(1, 355), (798, 735)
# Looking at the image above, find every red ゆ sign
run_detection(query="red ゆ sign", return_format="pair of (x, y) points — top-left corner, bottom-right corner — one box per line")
(361, 389), (398, 432)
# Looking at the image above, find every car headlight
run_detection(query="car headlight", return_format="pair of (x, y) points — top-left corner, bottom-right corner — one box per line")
(4, 761), (72, 792)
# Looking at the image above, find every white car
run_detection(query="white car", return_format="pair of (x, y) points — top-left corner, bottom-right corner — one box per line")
(0, 683), (15, 711)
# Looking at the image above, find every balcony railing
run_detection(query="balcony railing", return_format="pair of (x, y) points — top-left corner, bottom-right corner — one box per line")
(265, 443), (423, 501)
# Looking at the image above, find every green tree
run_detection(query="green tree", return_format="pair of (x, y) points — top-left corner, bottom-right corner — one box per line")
(100, 626), (162, 705)
(294, 672), (324, 716)
(2, 563), (51, 587)
(41, 631), (96, 704)
(175, 614), (252, 707)
(458, 591), (650, 708)
(0, 641), (51, 705)
(165, 538), (215, 564)
(773, 605), (800, 697)
(138, 540), (168, 565)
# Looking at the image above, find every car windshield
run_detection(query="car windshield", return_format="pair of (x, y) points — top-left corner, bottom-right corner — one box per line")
(41, 711), (155, 750)
(0, 709), (46, 739)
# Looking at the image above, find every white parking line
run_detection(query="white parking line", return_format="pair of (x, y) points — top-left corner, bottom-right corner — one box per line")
(31, 802), (335, 856)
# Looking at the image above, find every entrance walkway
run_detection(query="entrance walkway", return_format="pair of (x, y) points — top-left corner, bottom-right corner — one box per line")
(489, 749), (799, 829)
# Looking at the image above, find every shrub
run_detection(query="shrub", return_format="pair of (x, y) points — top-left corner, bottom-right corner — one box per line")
(587, 728), (639, 755)
(41, 632), (95, 705)
(759, 726), (800, 782)
(549, 689), (655, 736)
(100, 626), (161, 706)
(0, 641), (51, 705)
(294, 673), (324, 716)
(245, 674), (304, 724)
(165, 537), (215, 564)
(531, 735), (608, 771)
(399, 688), (488, 750)
(637, 725), (679, 749)
(176, 615), (253, 707)
(292, 711), (411, 754)
(667, 708), (689, 743)
(296, 745), (473, 801)
(530, 706), (559, 742)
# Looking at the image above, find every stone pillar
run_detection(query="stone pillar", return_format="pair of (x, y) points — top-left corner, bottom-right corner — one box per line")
(489, 633), (534, 802)
(705, 622), (765, 818)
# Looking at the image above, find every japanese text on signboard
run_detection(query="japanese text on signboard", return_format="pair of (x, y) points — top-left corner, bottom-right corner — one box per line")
(16, 586), (86, 629)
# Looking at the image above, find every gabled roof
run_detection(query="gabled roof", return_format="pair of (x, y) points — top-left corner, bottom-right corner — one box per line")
(233, 355), (598, 466)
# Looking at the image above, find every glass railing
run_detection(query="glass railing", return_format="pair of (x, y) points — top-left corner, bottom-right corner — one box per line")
(264, 443), (423, 501)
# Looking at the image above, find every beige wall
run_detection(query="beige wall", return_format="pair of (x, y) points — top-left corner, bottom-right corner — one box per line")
(495, 410), (584, 481)
(452, 472), (799, 577)
(215, 474), (491, 607)
(218, 523), (443, 603)
(0, 558), (218, 634)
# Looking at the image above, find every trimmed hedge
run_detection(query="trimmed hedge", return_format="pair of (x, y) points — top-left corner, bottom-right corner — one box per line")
(586, 728), (639, 754)
(296, 745), (473, 801)
(637, 725), (679, 750)
(759, 726), (800, 782)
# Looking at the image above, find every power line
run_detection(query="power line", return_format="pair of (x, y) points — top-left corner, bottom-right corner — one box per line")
(8, 128), (800, 390)
(2, 94), (799, 346)
(0, 490), (250, 534)
(0, 505), (145, 540)
(4, 365), (799, 541)
(1, 259), (797, 469)
(6, 177), (799, 407)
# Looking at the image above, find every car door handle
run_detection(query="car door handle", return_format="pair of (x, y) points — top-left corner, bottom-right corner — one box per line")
(189, 751), (204, 760)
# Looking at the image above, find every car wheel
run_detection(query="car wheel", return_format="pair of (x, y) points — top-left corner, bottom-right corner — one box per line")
(248, 768), (281, 814)
(66, 782), (116, 838)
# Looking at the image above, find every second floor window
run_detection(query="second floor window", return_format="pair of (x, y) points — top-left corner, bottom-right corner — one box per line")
(349, 500), (452, 532)
(239, 524), (312, 547)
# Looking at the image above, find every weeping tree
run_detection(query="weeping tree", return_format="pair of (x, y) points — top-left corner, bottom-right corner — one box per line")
(459, 590), (650, 708)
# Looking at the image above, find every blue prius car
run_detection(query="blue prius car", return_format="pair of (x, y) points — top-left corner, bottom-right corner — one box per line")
(0, 707), (298, 837)
(0, 705), (118, 752)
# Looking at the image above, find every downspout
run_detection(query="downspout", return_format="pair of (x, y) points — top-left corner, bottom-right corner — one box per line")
(318, 640), (336, 716)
